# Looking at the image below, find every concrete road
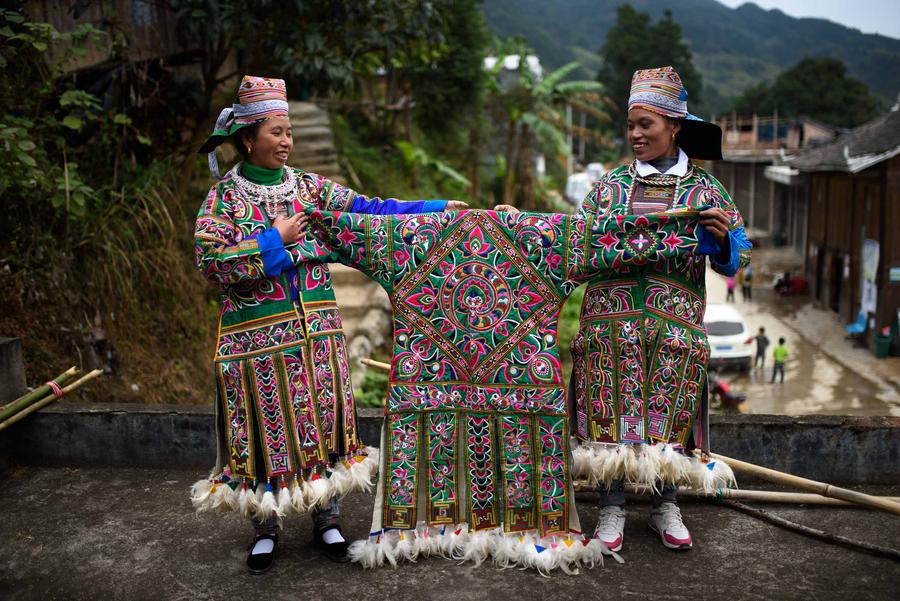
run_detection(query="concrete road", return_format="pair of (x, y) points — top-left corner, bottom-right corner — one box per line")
(1, 467), (898, 601)
(706, 271), (899, 417)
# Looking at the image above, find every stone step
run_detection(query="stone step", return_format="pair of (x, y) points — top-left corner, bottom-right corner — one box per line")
(292, 139), (337, 154)
(291, 149), (338, 164)
(333, 289), (390, 315)
(300, 162), (342, 178)
(292, 115), (332, 129)
(288, 101), (328, 118)
(328, 263), (370, 287)
(291, 125), (333, 140)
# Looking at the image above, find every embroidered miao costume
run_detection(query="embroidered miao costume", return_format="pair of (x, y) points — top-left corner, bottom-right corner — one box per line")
(570, 67), (752, 493)
(308, 208), (712, 572)
(190, 76), (448, 522)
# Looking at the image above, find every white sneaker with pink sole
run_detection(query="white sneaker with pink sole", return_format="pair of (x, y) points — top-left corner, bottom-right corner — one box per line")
(649, 502), (692, 550)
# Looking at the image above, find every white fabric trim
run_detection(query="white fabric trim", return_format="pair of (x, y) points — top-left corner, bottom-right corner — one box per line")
(635, 147), (688, 177)
(628, 91), (687, 117)
(233, 99), (289, 119)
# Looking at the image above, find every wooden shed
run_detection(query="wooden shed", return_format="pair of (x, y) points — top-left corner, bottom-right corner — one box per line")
(786, 104), (900, 342)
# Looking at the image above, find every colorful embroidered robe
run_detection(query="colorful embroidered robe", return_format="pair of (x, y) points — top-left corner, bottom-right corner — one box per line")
(309, 208), (705, 570)
(570, 163), (751, 490)
(191, 167), (444, 517)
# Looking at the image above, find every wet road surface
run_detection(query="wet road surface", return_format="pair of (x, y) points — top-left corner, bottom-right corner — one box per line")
(706, 273), (899, 416)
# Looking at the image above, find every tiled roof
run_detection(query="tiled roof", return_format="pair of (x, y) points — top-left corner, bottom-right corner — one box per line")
(787, 104), (900, 173)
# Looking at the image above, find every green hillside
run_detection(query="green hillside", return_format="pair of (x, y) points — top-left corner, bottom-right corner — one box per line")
(481, 0), (900, 116)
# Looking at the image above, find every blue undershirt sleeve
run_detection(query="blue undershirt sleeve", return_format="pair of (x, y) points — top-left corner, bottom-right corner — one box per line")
(709, 226), (749, 276)
(348, 195), (447, 215)
(257, 228), (293, 276)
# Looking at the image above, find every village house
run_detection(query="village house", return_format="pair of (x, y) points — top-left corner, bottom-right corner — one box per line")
(774, 102), (900, 350)
(708, 114), (836, 256)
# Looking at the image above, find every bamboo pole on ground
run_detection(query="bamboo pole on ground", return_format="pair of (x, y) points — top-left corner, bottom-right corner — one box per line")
(573, 482), (900, 507)
(0, 367), (78, 421)
(710, 452), (900, 517)
(0, 369), (103, 432)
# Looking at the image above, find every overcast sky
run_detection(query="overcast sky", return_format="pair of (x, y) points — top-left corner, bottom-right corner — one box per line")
(716, 0), (900, 39)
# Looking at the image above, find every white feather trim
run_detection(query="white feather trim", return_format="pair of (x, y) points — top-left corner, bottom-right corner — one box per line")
(256, 488), (282, 520)
(394, 531), (417, 563)
(189, 478), (213, 512)
(571, 446), (592, 480)
(237, 483), (254, 519)
(207, 482), (232, 511)
(453, 530), (492, 567)
(348, 538), (379, 569)
(634, 445), (663, 489)
(276, 482), (292, 516)
(221, 483), (239, 511)
(658, 444), (693, 486)
(348, 524), (614, 574)
(290, 479), (307, 513)
(689, 457), (737, 493)
(304, 474), (333, 510)
(326, 468), (351, 498)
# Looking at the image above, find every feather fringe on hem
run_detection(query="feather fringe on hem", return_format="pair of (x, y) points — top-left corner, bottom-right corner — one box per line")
(348, 523), (624, 575)
(572, 443), (736, 493)
(189, 446), (380, 518)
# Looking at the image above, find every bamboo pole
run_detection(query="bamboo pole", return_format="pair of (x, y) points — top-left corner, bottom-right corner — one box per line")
(360, 357), (391, 372)
(623, 483), (900, 507)
(0, 367), (78, 422)
(710, 452), (900, 517)
(0, 369), (103, 432)
(721, 500), (900, 561)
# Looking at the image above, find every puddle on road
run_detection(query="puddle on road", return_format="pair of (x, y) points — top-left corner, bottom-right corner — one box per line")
(720, 335), (895, 416)
(707, 272), (898, 417)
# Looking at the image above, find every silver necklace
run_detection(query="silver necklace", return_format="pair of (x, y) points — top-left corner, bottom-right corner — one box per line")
(232, 165), (297, 220)
(626, 162), (694, 213)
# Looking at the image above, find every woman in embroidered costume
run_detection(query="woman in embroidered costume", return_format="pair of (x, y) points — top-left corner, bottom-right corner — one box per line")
(190, 76), (465, 573)
(568, 66), (751, 553)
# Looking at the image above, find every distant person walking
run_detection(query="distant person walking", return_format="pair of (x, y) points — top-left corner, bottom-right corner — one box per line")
(725, 275), (736, 302)
(741, 265), (753, 301)
(771, 337), (788, 383)
(754, 327), (769, 369)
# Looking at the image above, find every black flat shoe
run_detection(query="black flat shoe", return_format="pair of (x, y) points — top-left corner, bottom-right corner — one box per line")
(246, 533), (278, 575)
(313, 525), (350, 563)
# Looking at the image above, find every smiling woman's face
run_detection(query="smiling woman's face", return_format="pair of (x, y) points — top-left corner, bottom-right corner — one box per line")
(627, 108), (679, 162)
(245, 116), (293, 168)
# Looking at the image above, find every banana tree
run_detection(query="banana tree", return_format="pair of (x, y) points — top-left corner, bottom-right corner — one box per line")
(487, 53), (611, 210)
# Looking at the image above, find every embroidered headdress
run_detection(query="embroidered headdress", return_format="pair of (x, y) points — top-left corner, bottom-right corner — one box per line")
(628, 66), (722, 160)
(198, 76), (290, 178)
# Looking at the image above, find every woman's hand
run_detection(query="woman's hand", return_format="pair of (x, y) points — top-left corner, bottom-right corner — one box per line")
(699, 207), (730, 244)
(273, 213), (308, 244)
(493, 204), (519, 213)
(444, 200), (469, 211)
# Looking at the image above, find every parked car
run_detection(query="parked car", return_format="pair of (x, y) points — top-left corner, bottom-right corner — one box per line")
(704, 303), (753, 371)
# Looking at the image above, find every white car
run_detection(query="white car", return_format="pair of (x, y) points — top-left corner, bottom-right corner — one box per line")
(703, 303), (753, 371)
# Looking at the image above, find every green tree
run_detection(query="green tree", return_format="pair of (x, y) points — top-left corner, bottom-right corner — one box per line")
(408, 0), (490, 134)
(170, 1), (467, 139)
(729, 57), (881, 128)
(597, 6), (703, 134)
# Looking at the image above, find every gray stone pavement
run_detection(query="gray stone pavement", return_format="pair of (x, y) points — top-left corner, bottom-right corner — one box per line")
(1, 467), (898, 601)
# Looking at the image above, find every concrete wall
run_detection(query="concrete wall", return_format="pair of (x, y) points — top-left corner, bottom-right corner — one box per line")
(3, 404), (898, 485)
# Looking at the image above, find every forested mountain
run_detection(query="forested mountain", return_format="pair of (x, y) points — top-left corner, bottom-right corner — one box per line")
(480, 0), (900, 116)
